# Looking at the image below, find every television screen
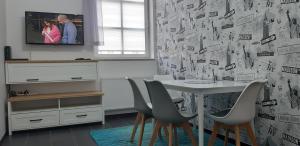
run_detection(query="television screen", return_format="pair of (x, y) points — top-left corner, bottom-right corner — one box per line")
(25, 11), (84, 45)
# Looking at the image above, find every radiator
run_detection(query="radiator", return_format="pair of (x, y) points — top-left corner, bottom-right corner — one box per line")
(101, 77), (151, 115)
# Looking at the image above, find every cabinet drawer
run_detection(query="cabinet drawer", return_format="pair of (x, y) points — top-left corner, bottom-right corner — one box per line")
(6, 65), (55, 83)
(60, 106), (103, 125)
(62, 64), (97, 81)
(6, 63), (97, 84)
(11, 111), (59, 130)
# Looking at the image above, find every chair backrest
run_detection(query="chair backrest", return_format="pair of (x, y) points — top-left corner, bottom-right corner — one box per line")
(153, 74), (180, 99)
(153, 75), (174, 81)
(144, 80), (184, 123)
(126, 77), (152, 115)
(223, 80), (267, 124)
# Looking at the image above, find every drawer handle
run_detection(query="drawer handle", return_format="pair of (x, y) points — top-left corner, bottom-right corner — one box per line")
(71, 77), (83, 80)
(26, 78), (39, 82)
(76, 114), (87, 118)
(29, 119), (43, 123)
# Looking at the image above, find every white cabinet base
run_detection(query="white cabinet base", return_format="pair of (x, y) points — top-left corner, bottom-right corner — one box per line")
(8, 103), (104, 135)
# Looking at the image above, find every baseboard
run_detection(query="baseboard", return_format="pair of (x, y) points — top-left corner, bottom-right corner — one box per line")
(105, 112), (137, 119)
(105, 108), (136, 116)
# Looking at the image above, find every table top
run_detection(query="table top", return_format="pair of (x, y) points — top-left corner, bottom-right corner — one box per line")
(161, 80), (251, 94)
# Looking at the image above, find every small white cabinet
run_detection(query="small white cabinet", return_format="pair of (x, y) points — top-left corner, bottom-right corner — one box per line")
(6, 60), (104, 135)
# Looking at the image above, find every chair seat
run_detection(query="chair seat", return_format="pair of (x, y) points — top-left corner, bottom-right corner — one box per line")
(211, 109), (231, 118)
(147, 102), (196, 122)
(147, 98), (183, 109)
(208, 108), (232, 124)
(179, 111), (198, 121)
(172, 97), (184, 104)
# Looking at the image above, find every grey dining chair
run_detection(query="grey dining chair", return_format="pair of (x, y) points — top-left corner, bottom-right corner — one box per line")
(144, 80), (198, 146)
(126, 77), (168, 146)
(207, 80), (267, 146)
(126, 78), (153, 146)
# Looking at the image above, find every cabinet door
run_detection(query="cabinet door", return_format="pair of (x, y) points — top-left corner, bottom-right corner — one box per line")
(6, 63), (98, 84)
(6, 64), (62, 83)
(61, 63), (98, 81)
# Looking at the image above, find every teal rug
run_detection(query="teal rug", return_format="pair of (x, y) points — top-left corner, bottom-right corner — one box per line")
(90, 124), (233, 146)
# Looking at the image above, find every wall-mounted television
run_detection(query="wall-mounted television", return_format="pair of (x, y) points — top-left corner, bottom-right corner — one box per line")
(25, 11), (84, 45)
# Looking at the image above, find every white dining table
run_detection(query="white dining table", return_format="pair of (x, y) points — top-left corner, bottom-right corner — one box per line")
(161, 80), (250, 146)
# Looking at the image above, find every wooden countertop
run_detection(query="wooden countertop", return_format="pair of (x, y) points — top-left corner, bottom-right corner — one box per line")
(5, 60), (98, 63)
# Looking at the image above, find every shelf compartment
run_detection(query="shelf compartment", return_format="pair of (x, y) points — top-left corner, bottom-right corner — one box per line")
(11, 99), (58, 112)
(60, 96), (102, 108)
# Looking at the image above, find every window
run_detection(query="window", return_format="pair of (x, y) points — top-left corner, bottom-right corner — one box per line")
(98, 0), (150, 58)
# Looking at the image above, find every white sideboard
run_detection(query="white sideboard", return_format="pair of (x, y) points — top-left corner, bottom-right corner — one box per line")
(5, 60), (104, 135)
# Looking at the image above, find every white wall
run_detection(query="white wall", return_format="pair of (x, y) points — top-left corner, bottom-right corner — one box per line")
(5, 0), (158, 114)
(5, 0), (157, 61)
(99, 60), (157, 112)
(99, 60), (157, 79)
(0, 0), (7, 140)
(6, 0), (94, 60)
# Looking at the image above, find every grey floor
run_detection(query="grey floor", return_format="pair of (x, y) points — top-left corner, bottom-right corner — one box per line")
(0, 114), (248, 146)
(0, 114), (137, 146)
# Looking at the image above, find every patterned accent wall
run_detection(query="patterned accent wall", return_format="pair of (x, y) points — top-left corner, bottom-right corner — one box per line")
(156, 0), (300, 145)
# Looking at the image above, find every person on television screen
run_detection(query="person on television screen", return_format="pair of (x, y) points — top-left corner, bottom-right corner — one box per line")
(57, 15), (77, 44)
(42, 20), (61, 44)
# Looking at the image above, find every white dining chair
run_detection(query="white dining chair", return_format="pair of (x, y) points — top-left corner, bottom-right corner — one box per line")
(208, 79), (267, 146)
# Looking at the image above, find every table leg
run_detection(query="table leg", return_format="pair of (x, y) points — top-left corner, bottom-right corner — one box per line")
(190, 93), (197, 128)
(198, 94), (204, 146)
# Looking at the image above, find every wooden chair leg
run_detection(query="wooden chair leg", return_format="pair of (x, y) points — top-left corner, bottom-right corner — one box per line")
(138, 114), (146, 146)
(208, 122), (220, 146)
(152, 119), (156, 128)
(224, 128), (229, 146)
(154, 119), (163, 139)
(245, 122), (258, 146)
(163, 126), (169, 138)
(234, 125), (241, 146)
(158, 126), (163, 138)
(158, 127), (162, 138)
(130, 112), (141, 142)
(174, 127), (178, 146)
(182, 122), (197, 146)
(149, 121), (161, 146)
(168, 124), (173, 146)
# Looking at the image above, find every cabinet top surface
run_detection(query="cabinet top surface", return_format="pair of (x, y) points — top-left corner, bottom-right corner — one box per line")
(5, 60), (98, 64)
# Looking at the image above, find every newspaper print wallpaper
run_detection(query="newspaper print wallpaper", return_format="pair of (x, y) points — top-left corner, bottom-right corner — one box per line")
(156, 0), (300, 145)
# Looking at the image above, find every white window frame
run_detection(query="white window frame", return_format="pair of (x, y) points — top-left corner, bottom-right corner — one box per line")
(96, 0), (154, 59)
